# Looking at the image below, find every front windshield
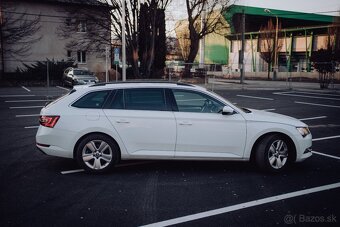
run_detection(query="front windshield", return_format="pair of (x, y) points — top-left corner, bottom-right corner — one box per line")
(73, 70), (93, 76)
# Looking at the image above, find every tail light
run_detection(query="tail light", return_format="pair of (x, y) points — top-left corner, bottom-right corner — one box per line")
(39, 115), (60, 128)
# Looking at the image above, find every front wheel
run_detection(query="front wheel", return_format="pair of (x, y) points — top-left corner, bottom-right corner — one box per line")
(76, 134), (119, 173)
(255, 134), (293, 173)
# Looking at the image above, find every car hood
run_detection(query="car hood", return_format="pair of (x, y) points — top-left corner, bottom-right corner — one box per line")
(242, 109), (307, 127)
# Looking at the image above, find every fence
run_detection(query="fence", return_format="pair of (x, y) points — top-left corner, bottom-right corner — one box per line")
(164, 62), (340, 81)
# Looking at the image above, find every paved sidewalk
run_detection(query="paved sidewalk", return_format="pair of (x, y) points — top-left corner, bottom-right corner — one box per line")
(205, 79), (340, 92)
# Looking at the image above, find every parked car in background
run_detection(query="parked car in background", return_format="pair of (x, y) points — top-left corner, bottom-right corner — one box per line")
(62, 67), (99, 87)
(36, 82), (312, 173)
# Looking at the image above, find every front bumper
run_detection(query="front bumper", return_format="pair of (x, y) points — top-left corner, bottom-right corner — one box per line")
(295, 133), (313, 162)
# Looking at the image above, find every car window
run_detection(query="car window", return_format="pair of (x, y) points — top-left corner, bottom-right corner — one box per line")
(73, 69), (93, 75)
(172, 89), (224, 113)
(124, 88), (166, 111)
(72, 90), (110, 109)
(107, 89), (124, 109)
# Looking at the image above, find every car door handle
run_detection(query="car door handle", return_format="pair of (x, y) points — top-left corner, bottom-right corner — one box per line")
(116, 119), (130, 124)
(179, 121), (192, 126)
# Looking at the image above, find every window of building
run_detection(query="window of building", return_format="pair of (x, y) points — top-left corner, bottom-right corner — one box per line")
(67, 50), (72, 58)
(77, 20), (87, 32)
(72, 91), (110, 109)
(77, 51), (86, 63)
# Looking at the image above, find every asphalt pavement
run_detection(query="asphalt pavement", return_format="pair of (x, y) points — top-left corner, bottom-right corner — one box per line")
(0, 83), (339, 227)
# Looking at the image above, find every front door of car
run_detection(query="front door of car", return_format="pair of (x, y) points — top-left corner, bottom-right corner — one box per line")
(103, 88), (176, 158)
(171, 89), (247, 159)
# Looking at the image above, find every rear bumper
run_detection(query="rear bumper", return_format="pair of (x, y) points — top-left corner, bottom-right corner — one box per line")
(36, 126), (76, 159)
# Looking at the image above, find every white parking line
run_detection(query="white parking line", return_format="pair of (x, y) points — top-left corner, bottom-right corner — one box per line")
(24, 126), (40, 129)
(298, 116), (327, 121)
(140, 182), (340, 227)
(61, 169), (85, 174)
(312, 151), (340, 160)
(0, 95), (35, 97)
(21, 86), (31, 92)
(16, 114), (40, 118)
(261, 108), (276, 112)
(6, 100), (48, 103)
(290, 91), (340, 97)
(236, 95), (274, 101)
(312, 135), (340, 141)
(56, 86), (70, 91)
(274, 92), (340, 101)
(10, 106), (44, 109)
(295, 101), (340, 109)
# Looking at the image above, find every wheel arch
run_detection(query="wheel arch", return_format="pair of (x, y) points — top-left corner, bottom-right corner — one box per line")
(250, 132), (297, 163)
(73, 131), (121, 161)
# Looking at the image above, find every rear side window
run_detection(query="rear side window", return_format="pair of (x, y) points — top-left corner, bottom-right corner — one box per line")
(124, 88), (166, 111)
(72, 90), (110, 108)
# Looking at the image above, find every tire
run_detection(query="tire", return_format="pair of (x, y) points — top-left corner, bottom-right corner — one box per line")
(76, 134), (120, 173)
(255, 134), (292, 173)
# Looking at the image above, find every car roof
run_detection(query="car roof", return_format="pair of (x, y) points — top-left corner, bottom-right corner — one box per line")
(74, 81), (205, 92)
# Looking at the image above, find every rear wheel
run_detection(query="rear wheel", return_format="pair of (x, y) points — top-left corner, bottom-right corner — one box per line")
(76, 134), (119, 173)
(255, 134), (292, 173)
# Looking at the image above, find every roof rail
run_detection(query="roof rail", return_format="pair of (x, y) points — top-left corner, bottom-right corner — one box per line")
(90, 81), (194, 87)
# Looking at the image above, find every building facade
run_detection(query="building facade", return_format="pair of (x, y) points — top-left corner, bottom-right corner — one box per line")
(175, 5), (339, 77)
(0, 0), (111, 75)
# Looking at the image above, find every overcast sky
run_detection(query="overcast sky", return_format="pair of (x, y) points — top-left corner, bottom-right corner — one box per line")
(238, 0), (340, 15)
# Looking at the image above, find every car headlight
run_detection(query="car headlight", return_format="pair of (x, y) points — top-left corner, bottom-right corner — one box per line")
(296, 127), (310, 137)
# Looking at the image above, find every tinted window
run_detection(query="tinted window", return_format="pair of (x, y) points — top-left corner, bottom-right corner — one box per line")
(172, 90), (224, 113)
(108, 89), (124, 109)
(124, 88), (166, 111)
(72, 90), (109, 109)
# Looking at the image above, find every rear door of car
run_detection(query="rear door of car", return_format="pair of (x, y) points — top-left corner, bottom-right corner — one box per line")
(103, 88), (177, 158)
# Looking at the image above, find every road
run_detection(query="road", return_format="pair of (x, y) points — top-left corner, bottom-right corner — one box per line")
(0, 85), (339, 227)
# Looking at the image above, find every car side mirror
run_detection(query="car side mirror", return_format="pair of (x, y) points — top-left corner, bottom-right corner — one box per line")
(222, 106), (234, 115)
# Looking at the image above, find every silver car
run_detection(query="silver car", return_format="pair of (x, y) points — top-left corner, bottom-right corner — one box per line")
(62, 67), (99, 87)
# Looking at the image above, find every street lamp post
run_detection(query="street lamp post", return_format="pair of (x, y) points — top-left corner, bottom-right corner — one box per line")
(264, 9), (279, 80)
(122, 0), (126, 81)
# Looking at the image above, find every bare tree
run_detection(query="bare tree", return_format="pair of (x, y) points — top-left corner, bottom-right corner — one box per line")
(139, 0), (170, 78)
(175, 20), (191, 61)
(259, 19), (282, 80)
(0, 2), (41, 77)
(184, 0), (231, 66)
(57, 0), (171, 78)
(311, 21), (340, 89)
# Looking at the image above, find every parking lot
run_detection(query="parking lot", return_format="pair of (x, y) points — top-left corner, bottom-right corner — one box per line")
(0, 85), (339, 226)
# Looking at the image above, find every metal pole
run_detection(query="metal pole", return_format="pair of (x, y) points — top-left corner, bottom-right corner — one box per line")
(116, 64), (118, 82)
(122, 0), (126, 81)
(46, 60), (49, 88)
(199, 4), (206, 67)
(274, 16), (278, 80)
(240, 10), (245, 84)
(105, 46), (109, 82)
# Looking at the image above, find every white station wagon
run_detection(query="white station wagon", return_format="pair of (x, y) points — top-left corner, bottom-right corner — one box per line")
(36, 82), (312, 173)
